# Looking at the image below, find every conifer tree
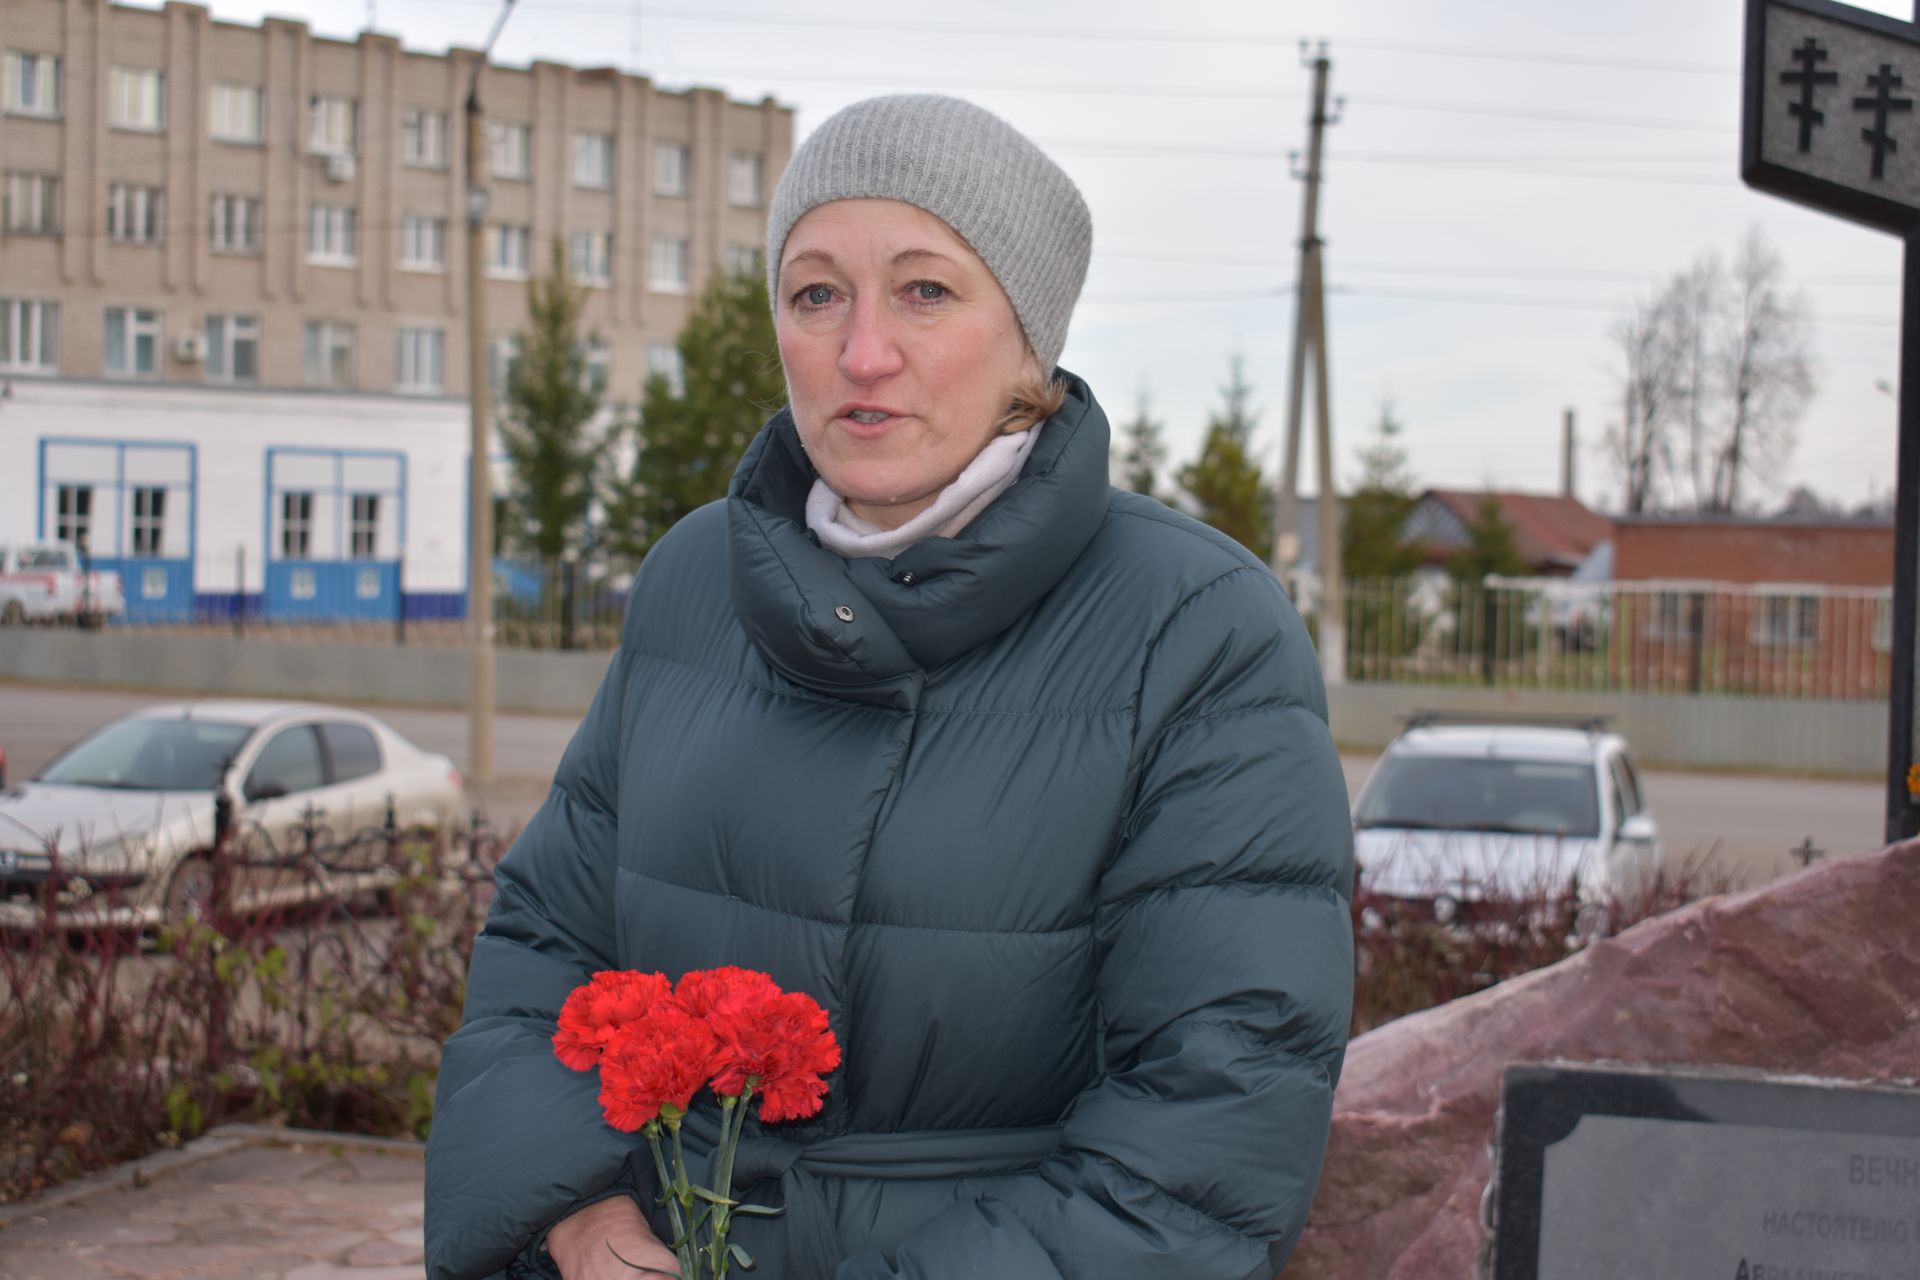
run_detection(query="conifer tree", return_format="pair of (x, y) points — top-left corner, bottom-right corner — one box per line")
(1341, 402), (1421, 582)
(498, 238), (605, 560)
(1118, 391), (1168, 500)
(605, 267), (787, 562)
(1178, 357), (1272, 562)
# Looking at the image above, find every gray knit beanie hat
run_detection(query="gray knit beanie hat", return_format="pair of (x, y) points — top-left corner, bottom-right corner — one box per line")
(766, 94), (1093, 373)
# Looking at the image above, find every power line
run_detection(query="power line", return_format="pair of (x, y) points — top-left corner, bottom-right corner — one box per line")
(1095, 248), (1894, 289)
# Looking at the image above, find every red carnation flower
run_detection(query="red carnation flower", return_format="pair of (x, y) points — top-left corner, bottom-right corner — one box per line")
(709, 987), (841, 1122)
(597, 1004), (723, 1132)
(553, 970), (672, 1072)
(674, 966), (778, 1020)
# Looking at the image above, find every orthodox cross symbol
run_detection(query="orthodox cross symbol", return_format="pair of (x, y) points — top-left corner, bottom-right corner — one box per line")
(1852, 63), (1914, 179)
(1780, 36), (1840, 151)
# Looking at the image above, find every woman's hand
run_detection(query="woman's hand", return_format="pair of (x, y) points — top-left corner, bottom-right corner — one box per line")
(547, 1196), (683, 1278)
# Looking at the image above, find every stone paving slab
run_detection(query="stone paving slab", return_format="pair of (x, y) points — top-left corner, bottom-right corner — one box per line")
(0, 1125), (426, 1280)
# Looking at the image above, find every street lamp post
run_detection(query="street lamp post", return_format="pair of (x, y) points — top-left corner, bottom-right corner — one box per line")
(464, 0), (516, 791)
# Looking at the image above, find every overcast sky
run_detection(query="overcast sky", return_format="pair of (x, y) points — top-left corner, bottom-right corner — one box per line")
(153, 0), (1908, 513)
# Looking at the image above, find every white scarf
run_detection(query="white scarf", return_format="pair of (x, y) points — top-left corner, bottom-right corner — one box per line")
(805, 425), (1041, 560)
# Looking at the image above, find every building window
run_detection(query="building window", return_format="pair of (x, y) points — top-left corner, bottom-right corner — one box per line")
(303, 321), (354, 389)
(648, 236), (689, 294)
(281, 491), (314, 558)
(308, 95), (357, 156)
(209, 81), (262, 143)
(131, 487), (166, 556)
(5, 51), (60, 117)
(56, 484), (91, 549)
(488, 334), (520, 400)
(3, 172), (59, 234)
(307, 204), (358, 265)
(402, 108), (448, 168)
(0, 298), (57, 373)
(205, 314), (259, 383)
(569, 230), (612, 286)
(209, 193), (262, 253)
(489, 223), (530, 278)
(1754, 594), (1820, 648)
(653, 141), (688, 197)
(395, 326), (444, 393)
(724, 242), (762, 278)
(489, 121), (530, 180)
(646, 340), (685, 397)
(573, 132), (613, 189)
(109, 66), (165, 131)
(399, 214), (447, 270)
(726, 152), (764, 208)
(103, 306), (161, 378)
(583, 339), (608, 396)
(107, 184), (163, 244)
(350, 494), (380, 559)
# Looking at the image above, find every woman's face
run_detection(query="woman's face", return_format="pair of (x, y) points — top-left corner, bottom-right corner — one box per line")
(776, 199), (1039, 530)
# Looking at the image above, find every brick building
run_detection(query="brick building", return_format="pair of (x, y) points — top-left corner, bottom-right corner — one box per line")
(1608, 517), (1895, 698)
(0, 0), (792, 620)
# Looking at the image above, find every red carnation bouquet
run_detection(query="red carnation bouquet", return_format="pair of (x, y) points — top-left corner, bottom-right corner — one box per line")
(553, 967), (841, 1277)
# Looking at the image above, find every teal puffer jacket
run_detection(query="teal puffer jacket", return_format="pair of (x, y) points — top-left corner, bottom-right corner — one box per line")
(426, 374), (1354, 1280)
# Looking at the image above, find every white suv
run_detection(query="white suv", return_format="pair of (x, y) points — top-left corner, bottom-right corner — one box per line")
(1351, 713), (1661, 930)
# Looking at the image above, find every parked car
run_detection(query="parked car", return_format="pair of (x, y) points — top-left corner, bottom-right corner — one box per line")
(0, 541), (126, 626)
(0, 701), (464, 930)
(1350, 712), (1661, 932)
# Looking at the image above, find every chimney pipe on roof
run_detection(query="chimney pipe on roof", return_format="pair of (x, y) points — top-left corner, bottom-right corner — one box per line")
(1561, 408), (1576, 499)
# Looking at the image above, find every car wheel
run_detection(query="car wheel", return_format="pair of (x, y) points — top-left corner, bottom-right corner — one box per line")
(164, 855), (217, 920)
(0, 601), (24, 626)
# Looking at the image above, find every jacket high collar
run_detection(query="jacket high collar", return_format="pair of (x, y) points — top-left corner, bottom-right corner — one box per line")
(726, 371), (1111, 703)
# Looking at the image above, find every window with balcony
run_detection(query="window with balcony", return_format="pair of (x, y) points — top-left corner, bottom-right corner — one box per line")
(646, 341), (685, 397)
(573, 131), (613, 189)
(726, 151), (764, 208)
(489, 223), (530, 278)
(724, 242), (762, 279)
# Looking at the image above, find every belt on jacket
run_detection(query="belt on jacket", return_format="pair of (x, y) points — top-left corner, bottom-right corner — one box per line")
(678, 1111), (1064, 1276)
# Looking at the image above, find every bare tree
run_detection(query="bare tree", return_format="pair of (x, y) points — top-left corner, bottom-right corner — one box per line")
(1606, 289), (1680, 514)
(1708, 226), (1816, 513)
(1664, 255), (1724, 510)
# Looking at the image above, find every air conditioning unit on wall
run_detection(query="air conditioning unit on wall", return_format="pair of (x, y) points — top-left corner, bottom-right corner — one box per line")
(324, 153), (357, 183)
(173, 332), (207, 363)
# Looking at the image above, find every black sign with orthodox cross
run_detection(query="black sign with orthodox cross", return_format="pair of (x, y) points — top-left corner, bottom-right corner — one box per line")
(1743, 1), (1920, 844)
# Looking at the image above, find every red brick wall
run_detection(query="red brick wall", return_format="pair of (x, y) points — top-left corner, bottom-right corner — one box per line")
(1613, 523), (1894, 586)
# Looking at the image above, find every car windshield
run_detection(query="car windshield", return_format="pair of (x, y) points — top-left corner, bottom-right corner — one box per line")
(1355, 754), (1601, 838)
(37, 717), (255, 791)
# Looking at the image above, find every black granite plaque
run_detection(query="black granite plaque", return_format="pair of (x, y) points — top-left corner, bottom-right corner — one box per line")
(1490, 1062), (1920, 1280)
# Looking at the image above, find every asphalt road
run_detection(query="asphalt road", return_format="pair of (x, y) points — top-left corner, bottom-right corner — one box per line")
(1, 683), (1885, 887)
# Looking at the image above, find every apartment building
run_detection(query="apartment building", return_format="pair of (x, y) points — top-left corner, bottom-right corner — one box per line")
(0, 0), (793, 621)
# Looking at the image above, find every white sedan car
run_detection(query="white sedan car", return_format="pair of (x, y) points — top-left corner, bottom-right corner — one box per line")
(0, 701), (464, 930)
(1351, 715), (1662, 931)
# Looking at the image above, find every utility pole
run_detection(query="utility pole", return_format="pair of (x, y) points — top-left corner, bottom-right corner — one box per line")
(1272, 43), (1343, 685)
(465, 0), (516, 790)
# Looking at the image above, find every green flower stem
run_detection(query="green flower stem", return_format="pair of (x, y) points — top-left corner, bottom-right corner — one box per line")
(644, 1121), (694, 1278)
(708, 1081), (757, 1280)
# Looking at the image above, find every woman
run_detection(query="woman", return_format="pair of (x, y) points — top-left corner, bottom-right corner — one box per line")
(426, 94), (1353, 1280)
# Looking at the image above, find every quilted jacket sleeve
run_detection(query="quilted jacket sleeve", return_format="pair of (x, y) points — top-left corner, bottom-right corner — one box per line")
(424, 645), (650, 1280)
(841, 564), (1355, 1280)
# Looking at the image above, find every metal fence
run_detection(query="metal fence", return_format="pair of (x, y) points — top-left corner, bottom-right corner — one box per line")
(1338, 577), (1893, 701)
